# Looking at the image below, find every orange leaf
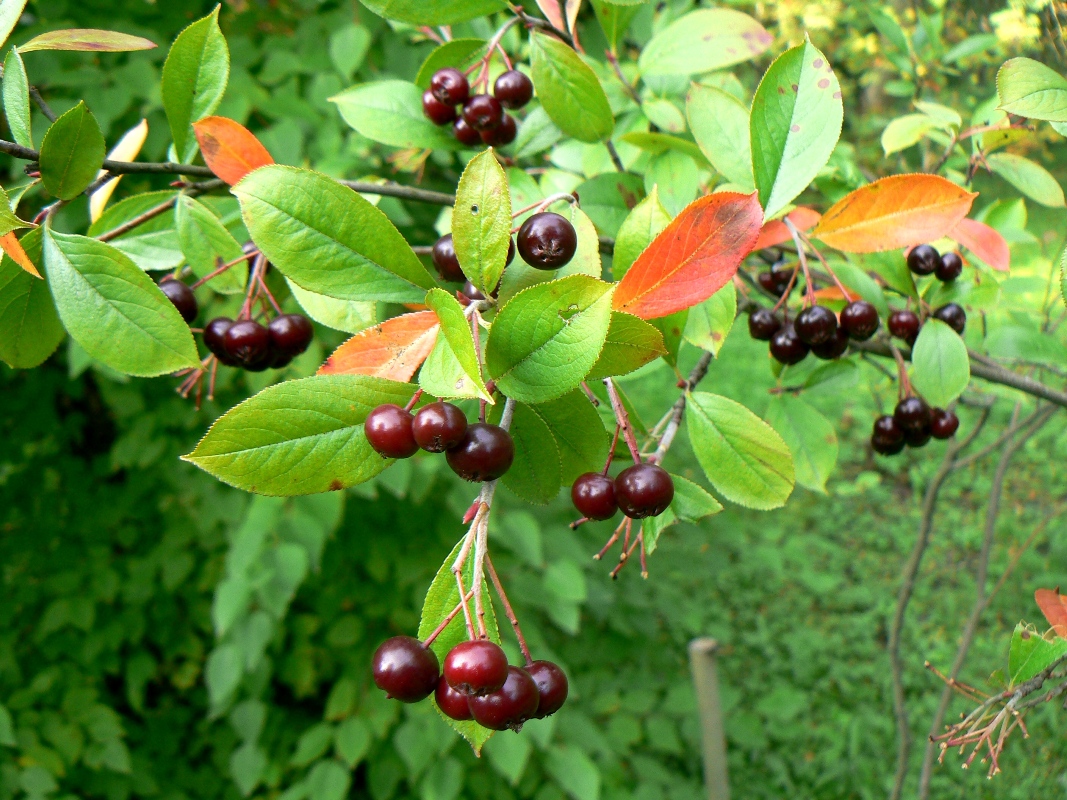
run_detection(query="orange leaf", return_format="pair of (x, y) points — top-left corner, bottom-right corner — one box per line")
(318, 311), (439, 380)
(753, 207), (822, 251)
(534, 0), (566, 32)
(193, 116), (274, 186)
(1035, 588), (1067, 639)
(813, 286), (858, 302)
(813, 174), (977, 254)
(613, 192), (764, 320)
(951, 218), (1010, 273)
(1, 232), (40, 278)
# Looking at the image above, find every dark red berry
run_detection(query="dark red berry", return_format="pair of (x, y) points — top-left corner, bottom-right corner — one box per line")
(223, 320), (271, 370)
(412, 402), (468, 453)
(435, 676), (473, 721)
(934, 303), (966, 335)
(872, 435), (905, 456)
(571, 472), (617, 521)
(462, 94), (504, 131)
(769, 324), (810, 365)
(453, 117), (482, 147)
(526, 660), (568, 719)
(463, 281), (486, 301)
(871, 415), (905, 456)
(444, 640), (509, 696)
(430, 68), (470, 106)
(936, 252), (963, 282)
(888, 309), (921, 345)
(894, 396), (932, 435)
(422, 90), (457, 126)
(268, 314), (313, 359)
(904, 428), (931, 448)
(758, 261), (793, 296)
(615, 463), (674, 519)
(794, 305), (838, 346)
(493, 70), (534, 109)
(204, 317), (236, 364)
(930, 408), (959, 439)
(365, 404), (419, 459)
(516, 212), (578, 270)
(372, 636), (439, 703)
(160, 278), (198, 323)
(446, 423), (515, 481)
(907, 244), (940, 276)
(480, 113), (517, 146)
(840, 300), (879, 341)
(811, 326), (850, 360)
(748, 308), (782, 341)
(468, 666), (540, 731)
(432, 234), (465, 282)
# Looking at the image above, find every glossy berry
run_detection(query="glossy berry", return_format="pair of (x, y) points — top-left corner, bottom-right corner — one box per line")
(904, 428), (931, 448)
(365, 404), (419, 459)
(908, 244), (940, 276)
(268, 314), (313, 360)
(811, 326), (850, 360)
(435, 676), (473, 721)
(571, 472), (618, 521)
(430, 67), (470, 106)
(748, 308), (782, 341)
(526, 660), (568, 719)
(203, 317), (236, 364)
(516, 212), (578, 270)
(223, 320), (271, 371)
(494, 70), (534, 109)
(160, 278), (198, 323)
(480, 113), (517, 146)
(769, 324), (810, 366)
(934, 303), (966, 335)
(871, 415), (905, 456)
(372, 636), (439, 703)
(432, 234), (465, 282)
(453, 117), (482, 147)
(894, 396), (932, 435)
(412, 402), (468, 453)
(758, 262), (793, 296)
(468, 666), (540, 732)
(794, 305), (838, 346)
(840, 300), (880, 341)
(444, 640), (509, 696)
(422, 89), (457, 126)
(888, 309), (921, 345)
(936, 251), (963, 282)
(930, 408), (960, 440)
(446, 423), (515, 482)
(462, 94), (504, 131)
(615, 463), (674, 519)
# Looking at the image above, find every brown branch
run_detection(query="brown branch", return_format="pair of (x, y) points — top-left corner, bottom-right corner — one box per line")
(28, 87), (56, 122)
(648, 352), (713, 464)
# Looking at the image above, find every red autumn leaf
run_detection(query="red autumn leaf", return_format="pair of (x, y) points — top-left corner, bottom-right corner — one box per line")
(193, 116), (274, 186)
(613, 192), (764, 320)
(752, 207), (822, 251)
(951, 217), (1010, 273)
(1035, 588), (1067, 639)
(812, 174), (977, 254)
(318, 311), (440, 381)
(1, 232), (40, 278)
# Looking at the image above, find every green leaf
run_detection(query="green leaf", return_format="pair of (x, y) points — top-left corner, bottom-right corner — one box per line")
(750, 40), (843, 220)
(638, 8), (771, 77)
(0, 1), (27, 51)
(175, 194), (246, 293)
(587, 312), (666, 380)
(986, 152), (1066, 208)
(575, 172), (645, 237)
(334, 718), (371, 768)
(686, 392), (795, 510)
(233, 165), (436, 303)
(498, 205), (600, 304)
(497, 401), (561, 504)
(43, 226), (200, 376)
(329, 25), (372, 81)
(19, 29), (157, 53)
(230, 743), (267, 797)
(529, 31), (614, 144)
(0, 229), (61, 368)
(683, 283), (736, 356)
(590, 0), (642, 52)
(453, 150), (512, 295)
(330, 80), (458, 150)
(291, 724), (334, 767)
(1008, 623), (1067, 686)
(650, 310), (687, 368)
(86, 191), (183, 272)
(914, 100), (962, 129)
(997, 57), (1067, 122)
(881, 114), (938, 155)
(544, 745), (601, 800)
(512, 106), (563, 160)
(642, 98), (687, 134)
(642, 475), (723, 555)
(357, 0), (505, 25)
(909, 319), (970, 408)
(0, 186), (32, 238)
(3, 48), (32, 148)
(415, 39), (486, 88)
(484, 732), (532, 786)
(206, 643), (242, 710)
(485, 275), (615, 404)
(161, 7), (230, 162)
(611, 185), (670, 279)
(288, 280), (375, 335)
(419, 288), (490, 401)
(305, 760), (350, 800)
(645, 151), (700, 217)
(184, 375), (416, 496)
(764, 395), (838, 494)
(687, 85), (754, 190)
(619, 132), (708, 165)
(0, 702), (14, 747)
(38, 101), (105, 200)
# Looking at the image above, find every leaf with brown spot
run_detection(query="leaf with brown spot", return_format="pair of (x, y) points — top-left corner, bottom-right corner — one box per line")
(1036, 588), (1067, 639)
(193, 116), (274, 186)
(318, 311), (439, 381)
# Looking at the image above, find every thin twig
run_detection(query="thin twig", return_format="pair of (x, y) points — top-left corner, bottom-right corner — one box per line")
(649, 352), (713, 465)
(485, 555), (533, 664)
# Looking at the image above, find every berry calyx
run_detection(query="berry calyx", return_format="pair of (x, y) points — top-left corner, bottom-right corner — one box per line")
(794, 305), (838, 346)
(435, 676), (473, 721)
(493, 70), (534, 109)
(422, 90), (457, 126)
(516, 212), (578, 270)
(933, 303), (966, 335)
(871, 415), (905, 456)
(894, 396), (932, 435)
(365, 404), (419, 459)
(203, 317), (236, 364)
(907, 244), (940, 276)
(373, 636), (440, 703)
(615, 463), (674, 519)
(462, 94), (504, 131)
(444, 640), (509, 696)
(432, 234), (465, 282)
(446, 422), (515, 481)
(747, 308), (782, 341)
(840, 300), (879, 341)
(571, 472), (618, 521)
(810, 326), (850, 360)
(160, 278), (198, 323)
(430, 68), (470, 106)
(930, 408), (960, 439)
(526, 660), (568, 719)
(769, 324), (810, 365)
(467, 666), (540, 731)
(412, 402), (468, 453)
(223, 320), (272, 371)
(453, 117), (482, 147)
(887, 309), (921, 345)
(936, 252), (963, 282)
(480, 113), (517, 146)
(268, 314), (313, 361)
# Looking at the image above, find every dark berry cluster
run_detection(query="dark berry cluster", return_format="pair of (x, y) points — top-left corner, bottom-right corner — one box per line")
(749, 298), (879, 366)
(908, 244), (963, 283)
(202, 314), (313, 371)
(422, 68), (532, 147)
(888, 302), (966, 346)
(431, 211), (576, 281)
(372, 636), (567, 731)
(365, 400), (515, 481)
(871, 396), (958, 456)
(571, 462), (674, 521)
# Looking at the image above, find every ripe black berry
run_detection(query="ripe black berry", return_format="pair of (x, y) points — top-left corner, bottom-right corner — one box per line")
(435, 676), (473, 721)
(430, 68), (470, 106)
(888, 309), (921, 345)
(930, 408), (959, 439)
(268, 314), (313, 361)
(365, 404), (419, 459)
(794, 305), (838, 346)
(907, 244), (940, 276)
(936, 252), (963, 282)
(160, 278), (198, 323)
(904, 428), (931, 448)
(462, 94), (504, 131)
(444, 640), (509, 696)
(894, 396), (932, 435)
(526, 660), (568, 719)
(373, 636), (440, 703)
(758, 261), (793, 296)
(412, 402), (468, 453)
(615, 463), (674, 519)
(810, 326), (849, 360)
(748, 308), (782, 341)
(769, 324), (810, 365)
(446, 422), (515, 481)
(840, 300), (879, 341)
(480, 113), (517, 146)
(571, 472), (617, 521)
(422, 90), (457, 126)
(453, 118), (482, 147)
(493, 70), (534, 109)
(933, 303), (966, 335)
(204, 317), (236, 364)
(871, 414), (905, 456)
(516, 212), (578, 270)
(468, 666), (540, 731)
(223, 320), (271, 371)
(432, 234), (465, 282)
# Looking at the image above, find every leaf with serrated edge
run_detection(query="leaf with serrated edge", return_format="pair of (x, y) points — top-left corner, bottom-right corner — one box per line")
(359, 0), (505, 25)
(3, 48), (32, 149)
(997, 57), (1067, 122)
(454, 151), (511, 295)
(1008, 623), (1067, 686)
(909, 319), (970, 408)
(194, 116), (274, 186)
(987, 152), (1065, 208)
(38, 101), (105, 200)
(764, 395), (838, 494)
(529, 31), (613, 143)
(330, 80), (459, 151)
(0, 1), (28, 51)
(951, 218), (1009, 272)
(612, 187), (672, 280)
(588, 312), (666, 380)
(683, 283), (736, 356)
(495, 401), (562, 504)
(638, 9), (771, 76)
(687, 85), (754, 190)
(642, 475), (722, 555)
(521, 390), (609, 485)
(288, 280), (375, 335)
(0, 228), (63, 368)
(19, 29), (156, 52)
(175, 194), (246, 293)
(319, 311), (439, 380)
(420, 288), (490, 401)
(498, 204), (600, 303)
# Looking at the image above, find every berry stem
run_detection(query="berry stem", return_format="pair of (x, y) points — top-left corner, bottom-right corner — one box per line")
(603, 378), (641, 464)
(889, 343), (914, 398)
(770, 262), (801, 314)
(189, 251), (255, 291)
(603, 424), (621, 474)
(485, 555), (533, 665)
(256, 268), (283, 314)
(593, 517), (627, 561)
(511, 192), (578, 220)
(783, 218), (817, 307)
(648, 352), (713, 465)
(404, 389), (424, 412)
(580, 381), (600, 407)
(475, 15), (522, 91)
(792, 222), (853, 300)
(422, 588), (476, 648)
(451, 533), (478, 640)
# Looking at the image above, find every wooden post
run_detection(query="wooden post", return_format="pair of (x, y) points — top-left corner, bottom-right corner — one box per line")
(689, 637), (729, 800)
